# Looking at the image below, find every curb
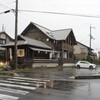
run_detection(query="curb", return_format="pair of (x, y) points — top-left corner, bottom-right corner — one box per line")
(75, 75), (100, 79)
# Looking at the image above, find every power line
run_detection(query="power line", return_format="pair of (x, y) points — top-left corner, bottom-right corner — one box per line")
(0, 1), (15, 9)
(1, 2), (100, 18)
(3, 1), (15, 4)
(0, 1), (15, 5)
(0, 4), (11, 9)
(19, 9), (100, 18)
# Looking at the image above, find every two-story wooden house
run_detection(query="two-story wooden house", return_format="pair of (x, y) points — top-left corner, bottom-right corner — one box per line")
(3, 22), (77, 67)
(21, 22), (76, 60)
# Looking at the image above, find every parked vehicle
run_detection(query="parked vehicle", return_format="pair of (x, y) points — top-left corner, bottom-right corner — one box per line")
(75, 61), (96, 69)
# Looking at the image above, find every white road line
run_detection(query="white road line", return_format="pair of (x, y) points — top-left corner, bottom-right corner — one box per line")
(7, 78), (47, 87)
(0, 83), (36, 90)
(0, 94), (19, 100)
(13, 77), (51, 82)
(7, 78), (39, 83)
(7, 78), (49, 84)
(7, 78), (26, 82)
(0, 87), (29, 95)
(0, 80), (30, 85)
(14, 77), (40, 81)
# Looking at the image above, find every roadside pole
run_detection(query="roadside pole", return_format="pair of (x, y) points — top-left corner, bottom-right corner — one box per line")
(14, 0), (18, 69)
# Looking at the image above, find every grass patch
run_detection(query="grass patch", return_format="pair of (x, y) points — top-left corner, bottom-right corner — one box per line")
(0, 70), (15, 76)
(0, 66), (62, 76)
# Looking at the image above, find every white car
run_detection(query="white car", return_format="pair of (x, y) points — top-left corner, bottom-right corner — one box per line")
(75, 61), (96, 69)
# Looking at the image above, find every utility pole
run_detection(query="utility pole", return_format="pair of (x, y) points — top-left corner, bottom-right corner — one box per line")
(14, 0), (18, 69)
(89, 24), (95, 55)
(90, 24), (92, 52)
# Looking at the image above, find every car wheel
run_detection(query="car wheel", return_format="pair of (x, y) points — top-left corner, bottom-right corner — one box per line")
(89, 66), (93, 69)
(77, 65), (80, 68)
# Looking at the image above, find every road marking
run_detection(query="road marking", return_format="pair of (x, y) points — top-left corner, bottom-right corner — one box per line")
(14, 77), (40, 81)
(7, 78), (40, 84)
(0, 80), (31, 85)
(0, 83), (36, 90)
(13, 77), (51, 82)
(0, 87), (29, 95)
(7, 78), (26, 82)
(6, 77), (50, 87)
(0, 94), (19, 100)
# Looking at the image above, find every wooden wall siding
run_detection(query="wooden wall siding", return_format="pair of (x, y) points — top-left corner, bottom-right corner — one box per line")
(56, 43), (73, 51)
(0, 33), (13, 44)
(74, 53), (87, 60)
(66, 35), (72, 45)
(23, 27), (55, 49)
(62, 43), (73, 51)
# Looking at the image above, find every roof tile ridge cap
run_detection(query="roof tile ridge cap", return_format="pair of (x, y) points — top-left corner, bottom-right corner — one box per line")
(31, 22), (51, 32)
(51, 28), (72, 32)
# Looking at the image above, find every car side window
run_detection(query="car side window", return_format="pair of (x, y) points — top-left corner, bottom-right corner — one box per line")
(80, 62), (84, 64)
(80, 61), (89, 64)
(85, 62), (89, 64)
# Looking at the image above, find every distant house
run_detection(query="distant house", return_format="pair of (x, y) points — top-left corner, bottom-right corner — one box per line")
(74, 41), (96, 60)
(3, 22), (77, 67)
(0, 31), (13, 61)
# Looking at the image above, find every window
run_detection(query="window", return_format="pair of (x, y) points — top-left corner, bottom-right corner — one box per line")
(42, 38), (45, 41)
(0, 39), (4, 44)
(80, 61), (89, 64)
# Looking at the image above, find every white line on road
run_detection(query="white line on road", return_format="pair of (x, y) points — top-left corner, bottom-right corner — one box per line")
(0, 83), (36, 90)
(14, 77), (40, 81)
(13, 77), (51, 82)
(7, 78), (26, 82)
(0, 94), (19, 100)
(0, 80), (31, 85)
(0, 87), (29, 95)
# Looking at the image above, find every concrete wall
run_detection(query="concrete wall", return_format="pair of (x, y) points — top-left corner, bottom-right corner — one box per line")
(32, 63), (58, 68)
(74, 42), (89, 59)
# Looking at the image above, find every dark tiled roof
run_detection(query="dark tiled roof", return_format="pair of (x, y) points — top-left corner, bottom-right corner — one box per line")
(21, 22), (75, 41)
(3, 35), (51, 49)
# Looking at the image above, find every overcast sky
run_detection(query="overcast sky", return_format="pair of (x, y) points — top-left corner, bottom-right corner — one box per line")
(0, 0), (100, 51)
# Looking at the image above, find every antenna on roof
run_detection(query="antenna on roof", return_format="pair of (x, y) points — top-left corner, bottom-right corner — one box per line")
(2, 24), (5, 32)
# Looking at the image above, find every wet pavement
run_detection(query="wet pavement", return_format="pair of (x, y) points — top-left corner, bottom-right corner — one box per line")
(16, 66), (100, 100)
(0, 66), (100, 100)
(18, 66), (100, 79)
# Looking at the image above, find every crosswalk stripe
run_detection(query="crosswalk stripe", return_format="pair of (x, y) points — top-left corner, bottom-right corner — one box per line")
(6, 77), (49, 88)
(0, 79), (45, 87)
(0, 94), (19, 100)
(0, 80), (31, 85)
(7, 78), (47, 84)
(14, 77), (40, 81)
(13, 77), (51, 82)
(0, 83), (36, 90)
(0, 87), (29, 95)
(0, 77), (49, 100)
(7, 78), (26, 82)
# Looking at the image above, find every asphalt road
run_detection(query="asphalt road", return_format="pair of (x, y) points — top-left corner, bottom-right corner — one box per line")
(0, 66), (100, 100)
(18, 66), (100, 79)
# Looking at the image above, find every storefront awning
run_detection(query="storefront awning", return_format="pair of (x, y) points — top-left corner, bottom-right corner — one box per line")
(29, 47), (56, 53)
